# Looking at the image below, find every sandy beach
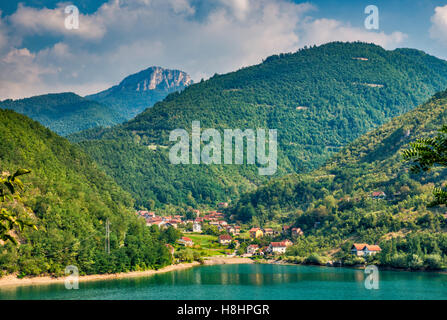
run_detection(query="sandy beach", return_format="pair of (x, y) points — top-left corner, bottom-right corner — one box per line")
(0, 256), (253, 288)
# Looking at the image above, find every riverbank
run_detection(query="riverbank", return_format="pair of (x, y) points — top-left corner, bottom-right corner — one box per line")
(0, 256), (254, 288)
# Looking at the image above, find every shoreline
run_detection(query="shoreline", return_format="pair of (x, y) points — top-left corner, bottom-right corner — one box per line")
(2, 257), (444, 289)
(0, 256), (254, 289)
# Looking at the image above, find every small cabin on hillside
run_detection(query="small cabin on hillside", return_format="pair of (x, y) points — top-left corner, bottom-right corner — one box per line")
(371, 191), (386, 200)
(249, 228), (264, 239)
(351, 243), (382, 257)
(178, 237), (194, 247)
(219, 234), (232, 245)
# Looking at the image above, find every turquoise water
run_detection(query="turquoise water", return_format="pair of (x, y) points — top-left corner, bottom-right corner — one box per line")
(1, 264), (446, 300)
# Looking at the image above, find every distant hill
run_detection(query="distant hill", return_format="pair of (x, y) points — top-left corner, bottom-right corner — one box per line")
(0, 92), (117, 136)
(0, 109), (172, 276)
(74, 42), (447, 208)
(86, 66), (193, 121)
(0, 67), (193, 136)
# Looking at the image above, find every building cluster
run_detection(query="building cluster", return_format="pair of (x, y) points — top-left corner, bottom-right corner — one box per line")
(249, 226), (303, 239)
(245, 240), (294, 256)
(136, 208), (241, 236)
(194, 211), (241, 235)
(137, 210), (183, 229)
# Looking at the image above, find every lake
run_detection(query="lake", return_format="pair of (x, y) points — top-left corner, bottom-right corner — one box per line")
(1, 264), (446, 300)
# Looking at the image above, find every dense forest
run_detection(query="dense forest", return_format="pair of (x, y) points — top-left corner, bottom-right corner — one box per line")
(73, 42), (447, 208)
(231, 89), (447, 270)
(0, 109), (176, 276)
(0, 93), (120, 136)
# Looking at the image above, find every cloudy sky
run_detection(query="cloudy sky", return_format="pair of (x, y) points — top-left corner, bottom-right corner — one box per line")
(0, 0), (447, 100)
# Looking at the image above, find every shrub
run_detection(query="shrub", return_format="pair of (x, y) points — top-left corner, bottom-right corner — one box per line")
(424, 254), (444, 270)
(390, 253), (408, 269)
(305, 253), (329, 265)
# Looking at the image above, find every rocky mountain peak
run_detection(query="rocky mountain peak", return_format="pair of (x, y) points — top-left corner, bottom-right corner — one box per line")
(119, 66), (193, 92)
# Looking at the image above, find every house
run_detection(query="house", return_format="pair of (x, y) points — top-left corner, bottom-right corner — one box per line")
(178, 237), (194, 247)
(282, 225), (290, 234)
(249, 228), (264, 239)
(219, 234), (232, 245)
(371, 191), (386, 200)
(351, 243), (368, 256)
(164, 222), (177, 229)
(247, 244), (259, 255)
(193, 221), (202, 233)
(291, 227), (303, 237)
(268, 242), (288, 255)
(351, 243), (381, 257)
(263, 228), (274, 236)
(363, 245), (382, 256)
(234, 226), (241, 235)
(282, 239), (293, 247)
(137, 210), (156, 219)
(226, 226), (235, 235)
(218, 202), (229, 208)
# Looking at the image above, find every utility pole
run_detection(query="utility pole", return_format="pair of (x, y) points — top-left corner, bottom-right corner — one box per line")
(105, 219), (111, 254)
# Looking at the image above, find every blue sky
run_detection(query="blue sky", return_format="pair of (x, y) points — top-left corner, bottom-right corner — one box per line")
(0, 0), (446, 99)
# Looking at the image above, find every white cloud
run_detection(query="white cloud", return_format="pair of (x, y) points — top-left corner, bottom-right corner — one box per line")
(430, 5), (447, 45)
(9, 3), (106, 40)
(0, 0), (408, 100)
(300, 18), (407, 49)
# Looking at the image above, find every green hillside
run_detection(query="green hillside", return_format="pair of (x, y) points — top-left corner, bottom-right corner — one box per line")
(231, 89), (447, 269)
(0, 93), (119, 136)
(75, 42), (447, 208)
(0, 109), (173, 276)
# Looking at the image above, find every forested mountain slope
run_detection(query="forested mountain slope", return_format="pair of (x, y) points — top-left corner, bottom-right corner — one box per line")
(231, 89), (447, 268)
(75, 42), (447, 208)
(0, 93), (118, 136)
(0, 109), (172, 276)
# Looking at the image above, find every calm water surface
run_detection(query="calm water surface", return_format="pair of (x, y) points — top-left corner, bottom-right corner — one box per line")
(1, 264), (446, 300)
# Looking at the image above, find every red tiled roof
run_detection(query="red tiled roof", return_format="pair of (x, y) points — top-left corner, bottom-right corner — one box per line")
(249, 228), (260, 232)
(352, 243), (368, 250)
(270, 242), (286, 247)
(219, 235), (232, 240)
(366, 245), (381, 251)
(182, 237), (192, 242)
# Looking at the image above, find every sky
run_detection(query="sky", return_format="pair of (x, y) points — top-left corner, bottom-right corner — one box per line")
(0, 0), (446, 100)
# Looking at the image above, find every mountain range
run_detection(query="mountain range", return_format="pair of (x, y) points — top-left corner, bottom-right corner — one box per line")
(0, 67), (192, 136)
(71, 42), (447, 208)
(1, 41), (447, 274)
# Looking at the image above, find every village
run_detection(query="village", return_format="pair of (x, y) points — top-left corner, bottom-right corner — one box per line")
(136, 201), (382, 261)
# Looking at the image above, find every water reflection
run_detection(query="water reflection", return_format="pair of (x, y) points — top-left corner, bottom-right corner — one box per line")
(1, 264), (446, 300)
